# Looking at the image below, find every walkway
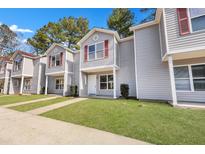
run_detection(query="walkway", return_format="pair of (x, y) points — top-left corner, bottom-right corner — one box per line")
(2, 96), (60, 108)
(0, 107), (148, 145)
(27, 98), (88, 115)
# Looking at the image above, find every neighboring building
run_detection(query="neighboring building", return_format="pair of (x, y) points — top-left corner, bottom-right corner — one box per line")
(9, 50), (46, 95)
(77, 28), (136, 98)
(44, 43), (79, 96)
(130, 8), (205, 105)
(0, 56), (12, 94)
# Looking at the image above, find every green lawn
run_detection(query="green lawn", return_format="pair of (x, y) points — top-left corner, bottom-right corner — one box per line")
(42, 99), (205, 145)
(10, 97), (70, 112)
(0, 95), (49, 106)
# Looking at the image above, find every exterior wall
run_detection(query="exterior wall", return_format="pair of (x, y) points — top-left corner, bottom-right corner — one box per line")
(46, 46), (66, 74)
(23, 57), (34, 76)
(134, 24), (172, 101)
(159, 12), (167, 57)
(30, 59), (39, 94)
(174, 57), (205, 102)
(10, 78), (21, 94)
(164, 8), (205, 52)
(80, 31), (115, 69)
(117, 39), (136, 97)
(73, 52), (80, 88)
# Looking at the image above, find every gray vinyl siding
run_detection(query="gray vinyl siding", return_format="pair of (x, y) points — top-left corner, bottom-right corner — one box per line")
(174, 57), (205, 102)
(164, 8), (205, 52)
(134, 24), (172, 101)
(47, 76), (64, 94)
(23, 58), (34, 76)
(159, 12), (167, 57)
(46, 46), (66, 74)
(73, 52), (80, 88)
(117, 39), (136, 97)
(80, 31), (114, 69)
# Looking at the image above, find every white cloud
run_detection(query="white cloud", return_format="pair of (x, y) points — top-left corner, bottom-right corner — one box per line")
(9, 25), (33, 33)
(21, 39), (27, 43)
(0, 22), (2, 25)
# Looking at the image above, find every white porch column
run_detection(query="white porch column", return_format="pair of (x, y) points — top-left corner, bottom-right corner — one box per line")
(45, 75), (48, 95)
(37, 63), (42, 94)
(20, 76), (24, 94)
(79, 71), (83, 97)
(168, 55), (177, 105)
(113, 67), (117, 99)
(63, 72), (68, 96)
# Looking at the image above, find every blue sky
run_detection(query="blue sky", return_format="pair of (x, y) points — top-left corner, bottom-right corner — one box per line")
(0, 8), (154, 40)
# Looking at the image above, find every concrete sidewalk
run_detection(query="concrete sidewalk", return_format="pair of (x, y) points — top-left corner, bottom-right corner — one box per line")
(0, 107), (149, 145)
(27, 98), (88, 115)
(2, 96), (60, 108)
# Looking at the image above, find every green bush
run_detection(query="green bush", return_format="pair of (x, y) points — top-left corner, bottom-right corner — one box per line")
(120, 84), (129, 99)
(70, 85), (78, 97)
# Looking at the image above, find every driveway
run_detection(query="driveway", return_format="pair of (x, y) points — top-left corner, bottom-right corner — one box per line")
(0, 107), (148, 145)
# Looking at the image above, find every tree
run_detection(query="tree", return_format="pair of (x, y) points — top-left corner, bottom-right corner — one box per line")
(0, 24), (19, 56)
(107, 9), (134, 38)
(140, 8), (156, 24)
(28, 16), (89, 55)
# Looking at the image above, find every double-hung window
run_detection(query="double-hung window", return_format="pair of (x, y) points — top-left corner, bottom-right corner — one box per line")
(189, 8), (205, 32)
(55, 78), (64, 90)
(100, 74), (113, 90)
(88, 42), (104, 61)
(191, 65), (205, 91)
(174, 64), (205, 91)
(51, 53), (62, 67)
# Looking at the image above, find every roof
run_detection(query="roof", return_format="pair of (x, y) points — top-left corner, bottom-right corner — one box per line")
(0, 56), (12, 63)
(45, 43), (74, 55)
(129, 8), (162, 31)
(11, 50), (38, 60)
(77, 28), (134, 45)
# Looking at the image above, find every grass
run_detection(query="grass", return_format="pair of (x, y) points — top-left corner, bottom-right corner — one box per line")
(0, 95), (49, 106)
(10, 97), (70, 112)
(42, 98), (205, 145)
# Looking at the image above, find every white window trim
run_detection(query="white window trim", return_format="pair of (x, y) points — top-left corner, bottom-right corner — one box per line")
(50, 53), (62, 68)
(188, 8), (205, 33)
(55, 78), (64, 90)
(174, 63), (205, 92)
(24, 79), (31, 90)
(99, 74), (113, 90)
(87, 41), (105, 61)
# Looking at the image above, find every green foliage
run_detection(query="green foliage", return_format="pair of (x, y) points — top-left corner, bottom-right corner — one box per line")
(0, 24), (19, 56)
(140, 8), (156, 23)
(28, 16), (89, 55)
(70, 85), (78, 97)
(107, 9), (134, 38)
(120, 84), (129, 98)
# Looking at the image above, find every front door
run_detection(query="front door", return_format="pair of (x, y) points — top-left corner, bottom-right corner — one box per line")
(88, 75), (96, 95)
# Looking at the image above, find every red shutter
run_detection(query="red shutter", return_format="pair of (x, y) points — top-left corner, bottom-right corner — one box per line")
(84, 45), (88, 62)
(104, 40), (109, 58)
(48, 56), (51, 68)
(60, 52), (63, 66)
(177, 8), (190, 35)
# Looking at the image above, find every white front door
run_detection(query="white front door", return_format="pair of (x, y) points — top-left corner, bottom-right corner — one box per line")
(88, 75), (96, 95)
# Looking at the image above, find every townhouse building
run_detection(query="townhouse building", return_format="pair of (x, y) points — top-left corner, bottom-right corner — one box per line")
(1, 8), (205, 107)
(9, 50), (46, 95)
(44, 43), (79, 96)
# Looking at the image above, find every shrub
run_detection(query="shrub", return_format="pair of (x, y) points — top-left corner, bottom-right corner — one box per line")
(70, 85), (78, 97)
(120, 84), (129, 99)
(41, 87), (45, 94)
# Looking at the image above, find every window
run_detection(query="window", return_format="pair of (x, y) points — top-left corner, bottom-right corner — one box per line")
(191, 65), (205, 91)
(50, 53), (62, 67)
(55, 78), (64, 90)
(88, 42), (104, 61)
(24, 79), (31, 90)
(14, 79), (19, 87)
(174, 66), (191, 91)
(189, 8), (205, 32)
(13, 60), (22, 72)
(100, 74), (113, 90)
(0, 64), (5, 73)
(174, 64), (205, 92)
